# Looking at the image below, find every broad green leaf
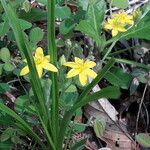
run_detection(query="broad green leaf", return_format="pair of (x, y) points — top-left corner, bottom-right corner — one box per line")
(104, 67), (132, 89)
(0, 48), (10, 62)
(19, 9), (47, 22)
(0, 83), (10, 94)
(0, 21), (10, 37)
(3, 63), (14, 72)
(55, 6), (71, 19)
(112, 0), (128, 9)
(78, 0), (89, 11)
(29, 27), (44, 44)
(36, 0), (47, 5)
(60, 19), (75, 34)
(93, 119), (106, 138)
(76, 0), (105, 46)
(14, 95), (29, 113)
(19, 19), (32, 30)
(135, 133), (150, 147)
(72, 122), (87, 133)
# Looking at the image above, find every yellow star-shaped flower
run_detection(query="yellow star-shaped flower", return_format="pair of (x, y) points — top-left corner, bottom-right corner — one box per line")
(113, 12), (134, 25)
(63, 57), (97, 86)
(20, 47), (58, 78)
(104, 18), (127, 36)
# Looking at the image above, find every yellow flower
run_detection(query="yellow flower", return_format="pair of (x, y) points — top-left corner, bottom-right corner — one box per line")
(113, 12), (134, 25)
(20, 47), (58, 78)
(63, 57), (97, 86)
(104, 18), (127, 36)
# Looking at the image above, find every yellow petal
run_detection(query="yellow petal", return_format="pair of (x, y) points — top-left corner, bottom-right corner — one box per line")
(108, 18), (113, 24)
(104, 23), (112, 30)
(63, 62), (78, 68)
(112, 30), (118, 37)
(86, 69), (97, 78)
(118, 26), (127, 32)
(42, 63), (58, 72)
(35, 47), (44, 58)
(84, 60), (96, 68)
(66, 68), (80, 78)
(75, 57), (84, 64)
(36, 65), (43, 78)
(79, 72), (88, 86)
(43, 55), (50, 63)
(20, 66), (29, 76)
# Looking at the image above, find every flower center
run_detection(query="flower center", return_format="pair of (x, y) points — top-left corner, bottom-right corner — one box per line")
(35, 57), (43, 65)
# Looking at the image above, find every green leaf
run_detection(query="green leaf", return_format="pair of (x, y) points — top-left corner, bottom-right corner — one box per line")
(135, 133), (150, 147)
(36, 0), (47, 5)
(0, 21), (10, 37)
(59, 19), (75, 34)
(93, 119), (106, 138)
(0, 128), (14, 142)
(60, 19), (75, 34)
(0, 48), (10, 62)
(19, 19), (32, 30)
(0, 64), (3, 75)
(85, 86), (120, 103)
(104, 67), (132, 89)
(3, 63), (14, 72)
(19, 9), (47, 22)
(71, 138), (87, 150)
(14, 95), (29, 113)
(0, 83), (10, 94)
(55, 6), (71, 19)
(112, 0), (128, 9)
(22, 0), (31, 13)
(0, 140), (13, 150)
(76, 0), (105, 46)
(78, 0), (89, 11)
(29, 27), (44, 44)
(73, 122), (87, 133)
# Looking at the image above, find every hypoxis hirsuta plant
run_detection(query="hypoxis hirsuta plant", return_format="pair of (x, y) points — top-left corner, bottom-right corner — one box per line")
(2, 0), (150, 149)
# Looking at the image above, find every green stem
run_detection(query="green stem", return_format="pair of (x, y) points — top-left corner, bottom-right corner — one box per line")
(101, 40), (117, 63)
(47, 0), (59, 144)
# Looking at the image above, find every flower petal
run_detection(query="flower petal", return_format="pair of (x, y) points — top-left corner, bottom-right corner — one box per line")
(36, 65), (43, 78)
(112, 30), (118, 37)
(35, 47), (44, 58)
(75, 57), (84, 65)
(86, 69), (97, 78)
(63, 62), (78, 68)
(42, 63), (58, 72)
(84, 60), (96, 68)
(104, 23), (112, 30)
(20, 66), (29, 76)
(79, 72), (88, 86)
(66, 68), (80, 78)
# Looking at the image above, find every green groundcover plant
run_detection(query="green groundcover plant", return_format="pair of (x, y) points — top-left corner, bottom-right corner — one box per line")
(0, 0), (150, 149)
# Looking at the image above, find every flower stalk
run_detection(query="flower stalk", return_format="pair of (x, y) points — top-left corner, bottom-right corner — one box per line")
(47, 0), (59, 145)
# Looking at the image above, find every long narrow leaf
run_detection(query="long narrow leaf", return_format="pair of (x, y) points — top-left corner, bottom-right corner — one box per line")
(0, 102), (46, 149)
(0, 0), (48, 124)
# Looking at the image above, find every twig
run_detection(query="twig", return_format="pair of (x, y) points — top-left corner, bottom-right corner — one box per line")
(135, 84), (148, 133)
(135, 84), (148, 150)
